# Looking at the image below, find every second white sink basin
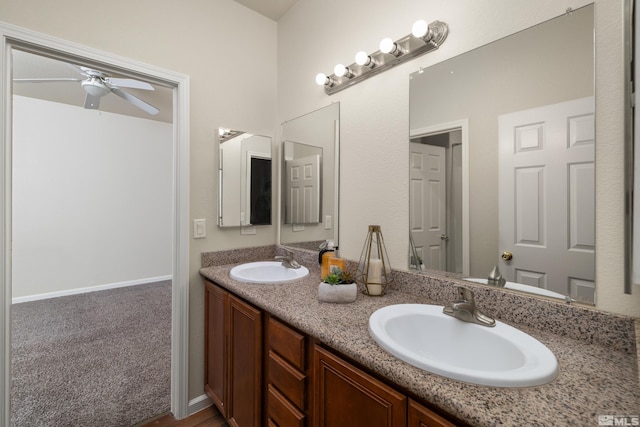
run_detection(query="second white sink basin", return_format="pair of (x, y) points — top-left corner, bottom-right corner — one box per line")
(230, 261), (309, 284)
(369, 304), (558, 387)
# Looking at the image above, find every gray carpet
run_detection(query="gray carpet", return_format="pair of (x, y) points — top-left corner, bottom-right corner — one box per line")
(11, 281), (172, 426)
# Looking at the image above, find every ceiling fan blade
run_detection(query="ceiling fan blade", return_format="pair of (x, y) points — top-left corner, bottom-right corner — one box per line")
(66, 63), (90, 77)
(13, 78), (81, 83)
(84, 94), (101, 110)
(105, 78), (154, 91)
(110, 87), (160, 115)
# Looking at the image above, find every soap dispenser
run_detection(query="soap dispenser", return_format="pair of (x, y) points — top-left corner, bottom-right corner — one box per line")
(319, 240), (336, 280)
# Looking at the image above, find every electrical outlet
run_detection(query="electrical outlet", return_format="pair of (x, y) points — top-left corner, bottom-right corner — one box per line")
(193, 219), (206, 239)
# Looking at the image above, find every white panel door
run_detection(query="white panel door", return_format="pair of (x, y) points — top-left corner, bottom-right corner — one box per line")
(286, 154), (320, 224)
(410, 143), (446, 270)
(498, 97), (595, 302)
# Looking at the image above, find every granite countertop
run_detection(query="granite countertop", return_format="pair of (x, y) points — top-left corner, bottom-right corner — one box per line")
(199, 248), (640, 427)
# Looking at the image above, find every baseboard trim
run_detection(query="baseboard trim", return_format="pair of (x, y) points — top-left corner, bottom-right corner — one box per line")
(11, 275), (173, 304)
(187, 394), (212, 417)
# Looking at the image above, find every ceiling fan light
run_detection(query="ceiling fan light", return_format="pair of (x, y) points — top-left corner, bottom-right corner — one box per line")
(81, 78), (109, 97)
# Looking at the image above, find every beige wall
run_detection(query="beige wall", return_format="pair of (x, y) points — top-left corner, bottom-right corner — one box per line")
(278, 0), (639, 315)
(0, 0), (278, 401)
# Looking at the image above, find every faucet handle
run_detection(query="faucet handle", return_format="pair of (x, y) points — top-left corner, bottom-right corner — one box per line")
(454, 286), (475, 303)
(282, 247), (294, 257)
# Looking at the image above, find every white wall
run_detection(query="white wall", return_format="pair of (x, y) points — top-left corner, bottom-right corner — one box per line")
(277, 0), (640, 316)
(12, 96), (173, 299)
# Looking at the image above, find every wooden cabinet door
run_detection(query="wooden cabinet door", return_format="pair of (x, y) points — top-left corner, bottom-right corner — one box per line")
(313, 344), (406, 427)
(228, 294), (263, 427)
(204, 281), (228, 417)
(408, 399), (458, 427)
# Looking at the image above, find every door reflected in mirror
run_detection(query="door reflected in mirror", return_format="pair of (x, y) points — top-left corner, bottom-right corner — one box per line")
(281, 103), (339, 250)
(283, 141), (322, 225)
(218, 129), (272, 227)
(409, 5), (595, 304)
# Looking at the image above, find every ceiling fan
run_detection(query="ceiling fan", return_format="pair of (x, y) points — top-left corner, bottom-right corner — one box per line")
(13, 64), (160, 115)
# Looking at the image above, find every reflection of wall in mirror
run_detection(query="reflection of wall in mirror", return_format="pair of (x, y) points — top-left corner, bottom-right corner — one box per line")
(409, 6), (593, 280)
(219, 135), (243, 227)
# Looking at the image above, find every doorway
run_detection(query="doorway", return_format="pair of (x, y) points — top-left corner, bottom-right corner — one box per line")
(410, 131), (463, 273)
(0, 25), (191, 424)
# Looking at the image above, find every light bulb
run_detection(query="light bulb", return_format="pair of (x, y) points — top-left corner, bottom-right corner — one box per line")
(315, 73), (328, 86)
(334, 64), (354, 79)
(412, 20), (429, 38)
(379, 38), (395, 54)
(355, 51), (369, 65)
(355, 51), (378, 68)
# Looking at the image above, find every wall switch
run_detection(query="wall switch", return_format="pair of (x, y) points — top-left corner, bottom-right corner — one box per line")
(193, 219), (206, 239)
(325, 215), (332, 230)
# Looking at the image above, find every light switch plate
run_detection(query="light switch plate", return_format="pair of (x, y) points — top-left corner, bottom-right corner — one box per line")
(325, 215), (332, 230)
(193, 219), (206, 239)
(241, 225), (256, 235)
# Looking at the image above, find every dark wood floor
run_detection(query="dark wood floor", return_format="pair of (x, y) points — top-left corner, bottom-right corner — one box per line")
(140, 406), (229, 427)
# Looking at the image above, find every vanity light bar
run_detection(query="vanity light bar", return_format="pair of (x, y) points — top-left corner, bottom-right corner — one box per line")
(316, 20), (448, 95)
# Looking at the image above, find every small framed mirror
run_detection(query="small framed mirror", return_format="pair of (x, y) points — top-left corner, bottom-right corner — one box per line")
(218, 128), (272, 227)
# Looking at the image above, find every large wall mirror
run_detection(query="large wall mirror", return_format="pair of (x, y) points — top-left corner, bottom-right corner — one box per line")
(218, 129), (272, 227)
(409, 6), (595, 304)
(280, 103), (340, 250)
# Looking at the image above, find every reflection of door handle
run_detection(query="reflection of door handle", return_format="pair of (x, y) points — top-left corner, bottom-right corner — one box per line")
(502, 251), (513, 261)
(441, 234), (449, 241)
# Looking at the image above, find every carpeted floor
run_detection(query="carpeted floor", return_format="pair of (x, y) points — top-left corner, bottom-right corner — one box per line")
(11, 281), (172, 427)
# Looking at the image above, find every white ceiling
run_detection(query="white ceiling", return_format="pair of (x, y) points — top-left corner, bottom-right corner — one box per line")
(12, 50), (174, 123)
(233, 0), (298, 21)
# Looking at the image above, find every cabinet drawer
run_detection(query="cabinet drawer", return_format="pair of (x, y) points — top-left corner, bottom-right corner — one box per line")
(408, 399), (458, 427)
(268, 384), (306, 427)
(269, 317), (305, 370)
(268, 350), (306, 409)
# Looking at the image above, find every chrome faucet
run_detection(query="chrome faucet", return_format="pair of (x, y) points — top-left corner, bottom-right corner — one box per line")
(487, 265), (506, 287)
(443, 286), (496, 327)
(275, 248), (301, 269)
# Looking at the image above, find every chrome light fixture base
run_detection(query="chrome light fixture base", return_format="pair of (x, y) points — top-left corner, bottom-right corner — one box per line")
(321, 21), (448, 95)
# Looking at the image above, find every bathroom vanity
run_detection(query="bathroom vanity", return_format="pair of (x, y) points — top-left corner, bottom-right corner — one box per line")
(203, 278), (458, 427)
(200, 246), (640, 427)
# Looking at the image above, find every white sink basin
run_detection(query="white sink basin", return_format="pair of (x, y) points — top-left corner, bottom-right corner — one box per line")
(463, 277), (567, 300)
(369, 304), (558, 387)
(230, 261), (309, 284)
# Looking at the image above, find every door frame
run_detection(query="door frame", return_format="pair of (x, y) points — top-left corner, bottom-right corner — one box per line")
(410, 119), (469, 276)
(0, 22), (191, 422)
